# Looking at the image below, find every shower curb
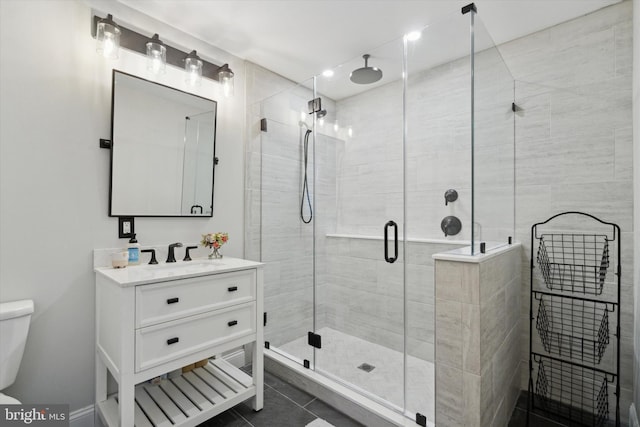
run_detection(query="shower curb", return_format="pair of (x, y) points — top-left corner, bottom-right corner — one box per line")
(264, 349), (434, 427)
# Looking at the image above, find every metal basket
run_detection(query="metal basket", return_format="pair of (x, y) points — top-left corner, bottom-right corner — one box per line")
(535, 293), (613, 365)
(534, 354), (612, 426)
(537, 234), (609, 295)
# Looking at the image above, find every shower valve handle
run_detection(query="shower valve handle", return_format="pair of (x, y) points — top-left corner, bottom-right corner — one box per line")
(444, 189), (458, 206)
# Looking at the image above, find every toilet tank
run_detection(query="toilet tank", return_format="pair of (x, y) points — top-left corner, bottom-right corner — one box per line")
(0, 300), (34, 390)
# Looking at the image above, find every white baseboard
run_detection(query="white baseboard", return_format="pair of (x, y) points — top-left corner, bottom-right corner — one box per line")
(630, 403), (639, 427)
(70, 405), (94, 427)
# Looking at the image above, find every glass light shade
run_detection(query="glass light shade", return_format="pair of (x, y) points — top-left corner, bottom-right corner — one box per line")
(218, 68), (234, 97)
(146, 35), (166, 74)
(185, 51), (203, 86)
(96, 15), (121, 60)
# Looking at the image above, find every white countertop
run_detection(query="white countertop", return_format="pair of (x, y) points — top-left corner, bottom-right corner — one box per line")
(94, 257), (263, 287)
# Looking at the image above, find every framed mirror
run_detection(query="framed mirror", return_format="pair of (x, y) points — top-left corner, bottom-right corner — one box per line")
(109, 70), (217, 217)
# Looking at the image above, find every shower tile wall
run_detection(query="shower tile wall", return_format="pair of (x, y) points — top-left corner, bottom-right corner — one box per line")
(497, 2), (634, 421)
(334, 45), (513, 245)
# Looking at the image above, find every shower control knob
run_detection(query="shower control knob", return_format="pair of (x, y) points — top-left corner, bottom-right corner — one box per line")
(441, 216), (462, 237)
(444, 189), (458, 206)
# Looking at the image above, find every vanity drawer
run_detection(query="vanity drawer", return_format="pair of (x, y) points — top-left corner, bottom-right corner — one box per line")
(135, 302), (255, 372)
(136, 270), (255, 328)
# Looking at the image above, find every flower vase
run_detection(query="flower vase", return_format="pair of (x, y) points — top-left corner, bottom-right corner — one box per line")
(208, 247), (223, 259)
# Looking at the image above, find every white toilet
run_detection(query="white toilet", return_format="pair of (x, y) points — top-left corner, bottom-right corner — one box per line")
(0, 299), (34, 404)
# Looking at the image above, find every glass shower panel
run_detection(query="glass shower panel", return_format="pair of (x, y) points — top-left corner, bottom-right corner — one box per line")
(181, 111), (215, 215)
(473, 16), (515, 252)
(314, 38), (406, 411)
(404, 10), (472, 422)
(260, 79), (316, 367)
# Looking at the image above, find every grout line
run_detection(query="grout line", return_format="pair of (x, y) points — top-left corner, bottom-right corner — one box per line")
(265, 383), (320, 419)
(273, 383), (358, 426)
(230, 408), (256, 427)
(303, 397), (317, 408)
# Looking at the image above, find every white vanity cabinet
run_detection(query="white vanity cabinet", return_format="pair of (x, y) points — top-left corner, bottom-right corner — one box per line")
(94, 258), (264, 427)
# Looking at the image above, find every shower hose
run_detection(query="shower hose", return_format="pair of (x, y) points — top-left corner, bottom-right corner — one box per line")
(301, 129), (313, 223)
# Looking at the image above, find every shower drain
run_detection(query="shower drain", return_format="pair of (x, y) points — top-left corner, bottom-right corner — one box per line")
(357, 363), (375, 373)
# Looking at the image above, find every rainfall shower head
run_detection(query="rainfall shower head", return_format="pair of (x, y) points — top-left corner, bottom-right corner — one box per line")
(350, 54), (383, 85)
(316, 109), (327, 118)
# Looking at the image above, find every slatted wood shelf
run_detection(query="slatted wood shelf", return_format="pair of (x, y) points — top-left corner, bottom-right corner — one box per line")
(98, 359), (255, 427)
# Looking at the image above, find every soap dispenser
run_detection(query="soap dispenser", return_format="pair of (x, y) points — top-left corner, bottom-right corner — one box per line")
(127, 234), (141, 265)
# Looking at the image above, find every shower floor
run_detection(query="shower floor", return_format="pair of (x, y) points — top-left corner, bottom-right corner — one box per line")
(278, 327), (435, 421)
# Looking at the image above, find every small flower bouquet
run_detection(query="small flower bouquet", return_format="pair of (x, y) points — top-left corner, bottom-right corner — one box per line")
(201, 232), (228, 259)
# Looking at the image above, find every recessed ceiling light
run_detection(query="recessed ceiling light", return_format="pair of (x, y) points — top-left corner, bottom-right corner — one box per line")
(405, 31), (422, 42)
(322, 69), (335, 77)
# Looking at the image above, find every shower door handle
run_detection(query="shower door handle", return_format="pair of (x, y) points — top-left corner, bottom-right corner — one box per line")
(384, 220), (398, 263)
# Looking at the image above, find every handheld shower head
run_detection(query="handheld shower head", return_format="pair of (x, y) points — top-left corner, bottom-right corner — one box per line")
(299, 121), (311, 129)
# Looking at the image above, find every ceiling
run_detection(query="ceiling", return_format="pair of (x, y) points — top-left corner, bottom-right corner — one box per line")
(115, 0), (621, 98)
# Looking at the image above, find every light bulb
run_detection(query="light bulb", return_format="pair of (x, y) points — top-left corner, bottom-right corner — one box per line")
(218, 68), (234, 98)
(96, 15), (120, 60)
(146, 34), (166, 75)
(185, 51), (203, 87)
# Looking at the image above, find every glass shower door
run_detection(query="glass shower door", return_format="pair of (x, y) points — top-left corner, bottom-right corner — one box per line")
(403, 11), (473, 422)
(313, 37), (406, 411)
(259, 79), (317, 367)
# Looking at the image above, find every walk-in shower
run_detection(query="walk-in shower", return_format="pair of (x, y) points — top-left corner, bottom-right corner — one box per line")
(252, 5), (515, 426)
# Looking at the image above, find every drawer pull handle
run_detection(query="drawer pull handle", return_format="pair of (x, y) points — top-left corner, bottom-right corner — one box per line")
(167, 298), (179, 304)
(228, 286), (238, 292)
(227, 320), (238, 327)
(167, 337), (179, 345)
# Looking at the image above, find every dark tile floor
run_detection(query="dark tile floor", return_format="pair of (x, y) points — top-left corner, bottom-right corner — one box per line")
(508, 392), (621, 427)
(198, 367), (363, 427)
(200, 368), (620, 427)
(509, 392), (569, 427)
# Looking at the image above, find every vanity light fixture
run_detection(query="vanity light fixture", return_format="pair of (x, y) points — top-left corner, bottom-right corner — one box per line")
(217, 65), (234, 97)
(95, 14), (121, 59)
(91, 13), (234, 91)
(185, 50), (203, 86)
(146, 34), (166, 74)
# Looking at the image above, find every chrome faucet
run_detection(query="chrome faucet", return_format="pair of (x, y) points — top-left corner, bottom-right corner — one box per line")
(166, 243), (183, 263)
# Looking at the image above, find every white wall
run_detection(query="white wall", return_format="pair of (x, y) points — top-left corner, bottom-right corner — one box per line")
(0, 0), (245, 411)
(633, 0), (640, 418)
